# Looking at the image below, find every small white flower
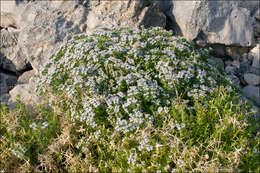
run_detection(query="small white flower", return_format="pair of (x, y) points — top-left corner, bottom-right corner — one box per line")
(164, 165), (170, 171)
(41, 121), (49, 129)
(29, 122), (37, 131)
(158, 107), (163, 114)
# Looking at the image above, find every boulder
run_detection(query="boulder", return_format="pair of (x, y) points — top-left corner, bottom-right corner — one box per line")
(225, 66), (237, 75)
(8, 77), (43, 106)
(242, 85), (260, 106)
(0, 28), (19, 48)
(207, 57), (224, 70)
(86, 0), (166, 33)
(249, 45), (259, 68)
(227, 74), (240, 87)
(0, 46), (28, 72)
(0, 28), (28, 73)
(244, 73), (260, 86)
(0, 12), (19, 29)
(17, 69), (35, 84)
(158, 0), (255, 47)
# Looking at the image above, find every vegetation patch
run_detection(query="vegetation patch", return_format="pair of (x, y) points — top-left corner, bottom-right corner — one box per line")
(1, 27), (259, 172)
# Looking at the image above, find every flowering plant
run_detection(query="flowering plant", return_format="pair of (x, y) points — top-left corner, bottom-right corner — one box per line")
(37, 26), (235, 132)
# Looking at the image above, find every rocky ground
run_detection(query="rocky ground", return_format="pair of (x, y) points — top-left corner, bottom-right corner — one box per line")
(0, 0), (259, 112)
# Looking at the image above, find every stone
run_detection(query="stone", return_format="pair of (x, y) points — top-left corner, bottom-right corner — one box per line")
(238, 61), (251, 75)
(207, 57), (224, 70)
(210, 45), (226, 57)
(8, 78), (43, 107)
(226, 47), (249, 61)
(86, 0), (165, 33)
(231, 60), (240, 69)
(0, 46), (28, 72)
(227, 74), (240, 87)
(0, 28), (19, 48)
(0, 72), (17, 95)
(0, 12), (19, 29)
(17, 69), (35, 84)
(250, 45), (259, 68)
(0, 28), (28, 72)
(242, 85), (260, 106)
(225, 60), (232, 67)
(241, 53), (249, 63)
(244, 73), (260, 86)
(225, 66), (237, 75)
(250, 66), (260, 76)
(17, 0), (87, 72)
(169, 1), (255, 47)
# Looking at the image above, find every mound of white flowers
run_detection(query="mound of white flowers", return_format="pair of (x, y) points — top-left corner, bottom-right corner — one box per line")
(35, 27), (258, 172)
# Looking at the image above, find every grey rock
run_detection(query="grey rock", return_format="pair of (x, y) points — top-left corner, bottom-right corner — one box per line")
(0, 72), (17, 95)
(17, 69), (35, 84)
(0, 46), (28, 72)
(0, 93), (10, 104)
(238, 61), (251, 75)
(244, 73), (260, 85)
(240, 53), (249, 63)
(250, 45), (259, 68)
(225, 66), (237, 75)
(0, 28), (28, 72)
(227, 74), (240, 87)
(207, 57), (224, 70)
(231, 60), (240, 69)
(86, 0), (165, 33)
(17, 1), (86, 72)
(0, 12), (19, 29)
(225, 46), (249, 61)
(242, 85), (260, 106)
(225, 60), (233, 67)
(162, 1), (255, 47)
(8, 77), (43, 107)
(250, 66), (260, 76)
(0, 28), (19, 48)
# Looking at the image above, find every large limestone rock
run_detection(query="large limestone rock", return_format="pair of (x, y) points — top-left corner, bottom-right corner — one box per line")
(86, 0), (165, 33)
(0, 27), (28, 73)
(0, 12), (19, 29)
(158, 0), (255, 47)
(17, 69), (35, 84)
(0, 46), (28, 72)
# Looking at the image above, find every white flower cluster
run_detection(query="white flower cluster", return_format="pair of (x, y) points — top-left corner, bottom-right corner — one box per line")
(9, 143), (27, 159)
(37, 26), (233, 135)
(137, 135), (153, 152)
(29, 121), (49, 130)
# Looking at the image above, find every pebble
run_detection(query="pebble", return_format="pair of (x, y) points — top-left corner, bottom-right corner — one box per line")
(244, 73), (260, 85)
(225, 66), (236, 74)
(242, 85), (260, 106)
